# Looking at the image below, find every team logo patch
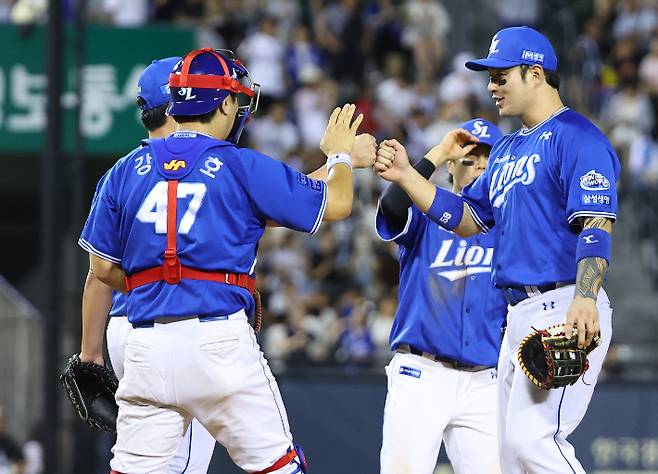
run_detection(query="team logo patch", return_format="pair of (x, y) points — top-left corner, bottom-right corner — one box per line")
(399, 366), (421, 379)
(164, 159), (186, 171)
(296, 173), (323, 192)
(579, 170), (610, 191)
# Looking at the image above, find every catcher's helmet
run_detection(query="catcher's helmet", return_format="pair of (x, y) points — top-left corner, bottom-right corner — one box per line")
(167, 48), (260, 143)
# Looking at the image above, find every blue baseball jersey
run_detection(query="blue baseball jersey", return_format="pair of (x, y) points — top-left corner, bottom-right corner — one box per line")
(89, 168), (129, 318)
(79, 131), (327, 324)
(376, 204), (507, 367)
(462, 107), (621, 288)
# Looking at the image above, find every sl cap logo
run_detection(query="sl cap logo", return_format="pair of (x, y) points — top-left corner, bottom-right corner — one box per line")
(471, 120), (491, 138)
(164, 159), (186, 171)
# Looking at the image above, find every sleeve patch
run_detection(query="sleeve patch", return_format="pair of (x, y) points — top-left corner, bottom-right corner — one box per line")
(579, 170), (611, 191)
(296, 172), (323, 192)
(580, 194), (611, 206)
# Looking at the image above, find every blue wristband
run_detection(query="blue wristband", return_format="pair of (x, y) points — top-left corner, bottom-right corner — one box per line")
(575, 228), (612, 264)
(426, 186), (464, 230)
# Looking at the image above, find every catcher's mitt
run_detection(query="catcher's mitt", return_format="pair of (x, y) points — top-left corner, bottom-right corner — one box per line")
(59, 354), (119, 432)
(518, 324), (600, 390)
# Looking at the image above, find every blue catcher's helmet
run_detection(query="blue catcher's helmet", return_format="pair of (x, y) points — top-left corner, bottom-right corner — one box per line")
(167, 48), (260, 143)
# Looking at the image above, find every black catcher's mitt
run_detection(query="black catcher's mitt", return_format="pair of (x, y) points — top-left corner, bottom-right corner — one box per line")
(518, 324), (600, 390)
(60, 354), (119, 432)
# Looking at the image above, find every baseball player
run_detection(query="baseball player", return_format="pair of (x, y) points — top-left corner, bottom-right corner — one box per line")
(375, 26), (621, 474)
(79, 48), (363, 474)
(78, 56), (217, 473)
(377, 119), (507, 474)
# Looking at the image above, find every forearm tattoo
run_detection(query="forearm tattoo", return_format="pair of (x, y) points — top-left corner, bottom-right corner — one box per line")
(575, 217), (612, 300)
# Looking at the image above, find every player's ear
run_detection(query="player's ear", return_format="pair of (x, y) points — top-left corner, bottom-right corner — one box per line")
(219, 94), (236, 116)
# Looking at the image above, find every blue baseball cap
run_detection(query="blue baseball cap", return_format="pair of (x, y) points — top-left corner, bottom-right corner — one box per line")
(459, 118), (503, 148)
(137, 56), (181, 111)
(465, 26), (557, 72)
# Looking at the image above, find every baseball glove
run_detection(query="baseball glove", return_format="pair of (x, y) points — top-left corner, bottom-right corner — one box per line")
(518, 324), (600, 390)
(60, 354), (119, 432)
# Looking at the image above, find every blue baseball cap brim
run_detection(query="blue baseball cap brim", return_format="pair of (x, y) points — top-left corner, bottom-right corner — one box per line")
(465, 57), (526, 71)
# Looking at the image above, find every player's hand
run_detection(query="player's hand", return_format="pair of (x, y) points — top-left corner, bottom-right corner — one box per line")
(352, 133), (377, 168)
(320, 104), (364, 157)
(375, 139), (411, 183)
(565, 296), (600, 349)
(424, 128), (479, 167)
(79, 352), (105, 366)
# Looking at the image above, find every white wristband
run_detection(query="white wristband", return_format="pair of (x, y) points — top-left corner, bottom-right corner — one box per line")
(326, 153), (352, 172)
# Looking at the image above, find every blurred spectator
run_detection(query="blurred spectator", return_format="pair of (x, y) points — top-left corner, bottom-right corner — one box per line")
(9, 0), (46, 24)
(0, 406), (25, 474)
(99, 0), (149, 26)
(293, 66), (338, 150)
(314, 0), (367, 89)
(639, 35), (658, 117)
(571, 18), (605, 114)
(239, 16), (287, 106)
(249, 100), (299, 162)
(22, 424), (43, 474)
(438, 52), (489, 109)
(612, 0), (658, 41)
(496, 0), (539, 28)
(601, 72), (654, 153)
(628, 123), (658, 189)
(401, 0), (450, 80)
(370, 296), (396, 355)
(286, 24), (325, 92)
(364, 0), (406, 70)
(335, 300), (377, 366)
(375, 53), (417, 138)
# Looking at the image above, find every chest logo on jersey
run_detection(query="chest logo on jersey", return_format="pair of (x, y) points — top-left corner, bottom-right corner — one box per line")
(429, 239), (494, 281)
(164, 159), (186, 171)
(579, 169), (610, 191)
(489, 153), (541, 208)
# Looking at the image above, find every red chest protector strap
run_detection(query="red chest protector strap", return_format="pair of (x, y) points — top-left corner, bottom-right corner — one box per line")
(124, 180), (255, 295)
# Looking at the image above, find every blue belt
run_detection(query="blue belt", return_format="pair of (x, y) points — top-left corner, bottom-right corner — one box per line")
(502, 281), (575, 307)
(132, 315), (228, 329)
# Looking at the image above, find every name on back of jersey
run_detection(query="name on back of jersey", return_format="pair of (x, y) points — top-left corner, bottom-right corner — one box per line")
(429, 238), (494, 282)
(489, 153), (541, 208)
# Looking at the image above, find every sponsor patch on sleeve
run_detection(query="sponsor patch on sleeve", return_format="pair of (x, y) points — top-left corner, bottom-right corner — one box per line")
(296, 172), (323, 192)
(580, 194), (611, 206)
(399, 366), (422, 378)
(579, 170), (611, 191)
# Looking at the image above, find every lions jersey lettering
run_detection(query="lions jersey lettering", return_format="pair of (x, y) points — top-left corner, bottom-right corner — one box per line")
(80, 132), (327, 323)
(462, 107), (621, 288)
(376, 204), (507, 368)
(489, 153), (541, 208)
(429, 239), (494, 281)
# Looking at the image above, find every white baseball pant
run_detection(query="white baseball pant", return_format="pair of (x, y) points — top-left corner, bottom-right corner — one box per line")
(107, 316), (216, 474)
(109, 310), (301, 474)
(380, 351), (501, 474)
(497, 285), (612, 474)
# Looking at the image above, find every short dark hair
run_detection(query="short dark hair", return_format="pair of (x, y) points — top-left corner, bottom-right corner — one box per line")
(173, 107), (219, 124)
(520, 64), (560, 91)
(136, 98), (168, 131)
